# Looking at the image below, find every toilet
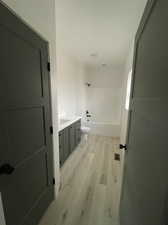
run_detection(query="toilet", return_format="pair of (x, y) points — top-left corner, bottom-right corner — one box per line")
(81, 126), (91, 141)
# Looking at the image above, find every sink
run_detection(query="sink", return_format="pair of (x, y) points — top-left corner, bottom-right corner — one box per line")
(59, 119), (70, 124)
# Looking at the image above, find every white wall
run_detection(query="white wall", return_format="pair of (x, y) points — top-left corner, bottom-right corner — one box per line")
(56, 52), (86, 119)
(2, 0), (60, 194)
(85, 66), (124, 137)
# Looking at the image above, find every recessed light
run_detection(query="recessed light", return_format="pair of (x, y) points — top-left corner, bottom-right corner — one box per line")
(90, 53), (98, 57)
(102, 63), (107, 67)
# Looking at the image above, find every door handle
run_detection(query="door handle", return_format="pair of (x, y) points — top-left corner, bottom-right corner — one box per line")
(119, 144), (127, 151)
(0, 164), (15, 175)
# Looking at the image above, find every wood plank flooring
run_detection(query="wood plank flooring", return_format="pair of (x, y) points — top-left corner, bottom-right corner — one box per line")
(39, 135), (122, 225)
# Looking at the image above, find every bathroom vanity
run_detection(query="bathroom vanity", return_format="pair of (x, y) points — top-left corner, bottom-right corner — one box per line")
(58, 118), (81, 167)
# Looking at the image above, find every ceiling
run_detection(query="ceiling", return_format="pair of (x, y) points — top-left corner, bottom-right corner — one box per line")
(56, 0), (147, 67)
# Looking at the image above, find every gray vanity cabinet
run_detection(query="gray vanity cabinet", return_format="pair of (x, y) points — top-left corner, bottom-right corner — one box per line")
(59, 119), (81, 167)
(59, 128), (70, 166)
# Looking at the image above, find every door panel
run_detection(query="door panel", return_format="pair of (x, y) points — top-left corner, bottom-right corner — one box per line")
(0, 3), (54, 225)
(1, 107), (46, 164)
(133, 2), (168, 98)
(0, 26), (43, 105)
(120, 1), (168, 225)
(1, 152), (48, 225)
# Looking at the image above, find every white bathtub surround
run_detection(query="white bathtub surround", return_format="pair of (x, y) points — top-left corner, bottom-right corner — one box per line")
(58, 116), (82, 131)
(84, 121), (120, 137)
(84, 65), (123, 137)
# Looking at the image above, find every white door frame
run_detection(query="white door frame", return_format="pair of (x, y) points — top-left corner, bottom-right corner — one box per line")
(0, 193), (6, 225)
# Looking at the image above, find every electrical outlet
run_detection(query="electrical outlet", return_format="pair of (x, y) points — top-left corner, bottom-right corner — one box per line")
(114, 153), (120, 161)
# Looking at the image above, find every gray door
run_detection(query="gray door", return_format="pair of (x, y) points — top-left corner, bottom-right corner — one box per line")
(120, 0), (168, 225)
(0, 3), (54, 225)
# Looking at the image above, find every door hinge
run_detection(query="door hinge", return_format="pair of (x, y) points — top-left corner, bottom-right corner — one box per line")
(53, 178), (55, 185)
(47, 62), (50, 72)
(50, 126), (53, 135)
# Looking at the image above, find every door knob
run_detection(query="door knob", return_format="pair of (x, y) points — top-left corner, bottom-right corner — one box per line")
(119, 144), (127, 151)
(0, 164), (15, 175)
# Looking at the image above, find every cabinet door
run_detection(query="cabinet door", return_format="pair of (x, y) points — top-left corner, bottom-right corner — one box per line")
(59, 131), (64, 167)
(63, 128), (70, 161)
(69, 125), (75, 153)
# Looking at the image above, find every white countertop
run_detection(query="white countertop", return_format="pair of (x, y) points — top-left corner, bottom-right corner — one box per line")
(58, 116), (82, 132)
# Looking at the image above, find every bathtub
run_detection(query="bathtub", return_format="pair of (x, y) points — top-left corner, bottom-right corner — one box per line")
(83, 120), (120, 137)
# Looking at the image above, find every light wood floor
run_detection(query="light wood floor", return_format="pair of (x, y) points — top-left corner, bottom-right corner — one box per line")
(39, 135), (122, 225)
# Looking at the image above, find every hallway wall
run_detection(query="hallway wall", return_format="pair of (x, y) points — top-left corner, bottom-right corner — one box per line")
(85, 66), (124, 136)
(56, 52), (86, 119)
(2, 0), (60, 194)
